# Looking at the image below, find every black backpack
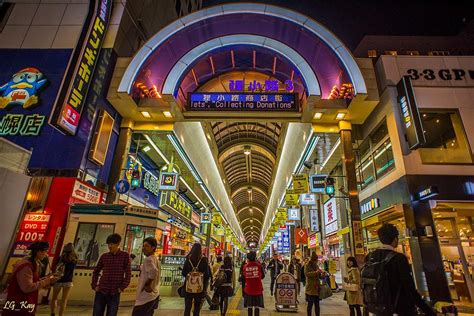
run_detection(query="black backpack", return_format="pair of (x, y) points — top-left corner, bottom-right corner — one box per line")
(361, 251), (401, 314)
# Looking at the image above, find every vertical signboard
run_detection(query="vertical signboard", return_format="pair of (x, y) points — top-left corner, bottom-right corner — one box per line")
(310, 207), (319, 232)
(12, 213), (51, 257)
(51, 0), (112, 135)
(396, 75), (426, 150)
(323, 198), (338, 235)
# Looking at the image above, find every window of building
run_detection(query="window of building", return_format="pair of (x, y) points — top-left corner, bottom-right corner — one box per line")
(368, 50), (377, 58)
(74, 223), (115, 268)
(428, 51), (451, 56)
(123, 225), (160, 270)
(356, 121), (396, 190)
(0, 2), (14, 33)
(419, 111), (472, 164)
(406, 51), (419, 56)
(384, 51), (397, 56)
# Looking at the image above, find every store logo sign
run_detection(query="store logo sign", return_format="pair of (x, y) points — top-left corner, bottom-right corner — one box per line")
(361, 198), (380, 215)
(324, 198), (338, 235)
(287, 208), (300, 221)
(143, 171), (159, 196)
(229, 79), (294, 92)
(160, 190), (192, 220)
(0, 67), (48, 136)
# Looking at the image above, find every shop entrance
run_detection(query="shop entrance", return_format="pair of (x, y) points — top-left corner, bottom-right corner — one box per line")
(432, 201), (474, 302)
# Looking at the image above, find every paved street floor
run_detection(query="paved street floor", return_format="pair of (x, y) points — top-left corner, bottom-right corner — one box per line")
(36, 276), (474, 315)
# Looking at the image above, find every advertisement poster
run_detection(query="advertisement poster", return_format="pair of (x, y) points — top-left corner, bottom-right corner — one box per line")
(295, 228), (308, 245)
(275, 273), (297, 305)
(12, 213), (50, 257)
(292, 174), (309, 194)
(324, 198), (338, 235)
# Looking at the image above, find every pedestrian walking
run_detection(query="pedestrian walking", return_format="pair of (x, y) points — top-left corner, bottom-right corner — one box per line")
(361, 223), (436, 316)
(212, 256), (223, 276)
(243, 251), (265, 316)
(304, 252), (326, 316)
(214, 256), (234, 316)
(50, 243), (77, 316)
(239, 258), (247, 297)
(182, 243), (211, 316)
(289, 257), (302, 296)
(343, 256), (363, 316)
(3, 241), (59, 316)
(132, 237), (161, 316)
(91, 233), (131, 316)
(267, 253), (283, 296)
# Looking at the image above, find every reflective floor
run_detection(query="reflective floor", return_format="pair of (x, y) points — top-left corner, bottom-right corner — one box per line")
(35, 276), (474, 315)
(37, 276), (349, 315)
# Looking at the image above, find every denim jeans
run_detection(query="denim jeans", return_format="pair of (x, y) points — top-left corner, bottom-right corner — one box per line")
(92, 291), (120, 316)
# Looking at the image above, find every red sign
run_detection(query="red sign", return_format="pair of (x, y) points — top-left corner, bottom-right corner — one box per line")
(295, 228), (308, 245)
(12, 213), (51, 257)
(71, 179), (106, 204)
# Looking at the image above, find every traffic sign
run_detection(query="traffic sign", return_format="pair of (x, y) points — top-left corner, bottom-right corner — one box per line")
(115, 179), (130, 194)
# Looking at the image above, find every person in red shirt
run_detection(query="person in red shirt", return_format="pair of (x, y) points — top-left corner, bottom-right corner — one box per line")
(243, 251), (265, 316)
(91, 233), (131, 316)
(3, 241), (59, 316)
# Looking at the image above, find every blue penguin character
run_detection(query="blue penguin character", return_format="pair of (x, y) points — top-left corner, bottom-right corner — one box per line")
(0, 67), (48, 109)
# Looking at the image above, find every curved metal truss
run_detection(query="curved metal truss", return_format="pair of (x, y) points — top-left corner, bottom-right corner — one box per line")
(211, 121), (283, 243)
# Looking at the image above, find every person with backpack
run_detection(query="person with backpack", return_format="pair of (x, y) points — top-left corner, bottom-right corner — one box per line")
(213, 256), (234, 316)
(182, 243), (211, 316)
(361, 223), (436, 316)
(243, 251), (265, 316)
(343, 256), (363, 316)
(50, 243), (78, 316)
(304, 252), (327, 316)
(132, 237), (161, 316)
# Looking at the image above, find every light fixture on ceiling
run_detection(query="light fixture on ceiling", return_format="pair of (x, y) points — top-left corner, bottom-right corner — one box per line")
(250, 219), (253, 223)
(313, 112), (323, 120)
(249, 208), (253, 214)
(247, 187), (252, 194)
(143, 145), (151, 152)
(141, 111), (151, 118)
(206, 134), (211, 140)
(243, 145), (251, 155)
(163, 111), (173, 118)
(336, 112), (346, 120)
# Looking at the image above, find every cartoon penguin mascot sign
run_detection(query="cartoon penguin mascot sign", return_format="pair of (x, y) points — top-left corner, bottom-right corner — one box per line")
(0, 67), (48, 110)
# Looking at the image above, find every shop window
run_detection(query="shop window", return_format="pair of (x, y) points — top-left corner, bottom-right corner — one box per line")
(74, 223), (115, 268)
(456, 217), (474, 239)
(384, 51), (397, 56)
(419, 111), (472, 164)
(406, 51), (420, 56)
(367, 50), (377, 58)
(360, 158), (375, 189)
(356, 121), (395, 190)
(435, 219), (456, 238)
(373, 141), (395, 178)
(123, 225), (159, 270)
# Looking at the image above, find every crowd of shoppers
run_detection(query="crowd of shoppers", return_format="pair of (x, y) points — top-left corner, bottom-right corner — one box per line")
(3, 223), (445, 316)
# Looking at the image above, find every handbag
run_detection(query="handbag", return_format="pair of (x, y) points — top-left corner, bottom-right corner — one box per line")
(343, 282), (359, 292)
(319, 282), (333, 300)
(177, 285), (185, 297)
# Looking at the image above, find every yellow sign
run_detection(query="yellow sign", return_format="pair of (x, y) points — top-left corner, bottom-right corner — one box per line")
(212, 212), (222, 225)
(275, 208), (287, 221)
(285, 189), (299, 206)
(353, 220), (365, 255)
(329, 259), (337, 274)
(293, 174), (309, 194)
(337, 226), (350, 236)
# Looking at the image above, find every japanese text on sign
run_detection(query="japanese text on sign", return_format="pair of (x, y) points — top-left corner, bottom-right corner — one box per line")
(0, 114), (45, 136)
(54, 0), (111, 135)
(187, 93), (299, 112)
(228, 79), (294, 92)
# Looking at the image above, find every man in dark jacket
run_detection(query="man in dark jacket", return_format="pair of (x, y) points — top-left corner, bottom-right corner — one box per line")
(365, 224), (436, 316)
(267, 253), (283, 296)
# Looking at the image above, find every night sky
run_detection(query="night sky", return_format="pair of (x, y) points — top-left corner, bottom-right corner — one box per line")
(202, 0), (474, 50)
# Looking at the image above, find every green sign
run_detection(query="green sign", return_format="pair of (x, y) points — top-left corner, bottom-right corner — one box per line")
(159, 191), (192, 220)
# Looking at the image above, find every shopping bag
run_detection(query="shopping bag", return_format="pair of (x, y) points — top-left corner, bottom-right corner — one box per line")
(343, 282), (359, 292)
(319, 283), (333, 299)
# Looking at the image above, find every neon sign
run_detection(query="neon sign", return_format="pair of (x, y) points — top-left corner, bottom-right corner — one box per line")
(229, 79), (294, 92)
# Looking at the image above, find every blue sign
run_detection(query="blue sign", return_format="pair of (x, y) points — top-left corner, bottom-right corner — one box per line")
(115, 179), (130, 194)
(277, 226), (290, 254)
(229, 79), (294, 92)
(187, 92), (298, 112)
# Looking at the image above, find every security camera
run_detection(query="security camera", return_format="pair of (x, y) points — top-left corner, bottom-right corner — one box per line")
(303, 161), (313, 169)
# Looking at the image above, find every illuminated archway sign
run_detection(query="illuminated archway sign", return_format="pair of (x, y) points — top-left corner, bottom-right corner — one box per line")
(118, 3), (367, 114)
